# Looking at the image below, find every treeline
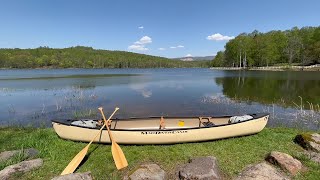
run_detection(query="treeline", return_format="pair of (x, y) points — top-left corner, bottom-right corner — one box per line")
(212, 26), (320, 67)
(0, 46), (210, 68)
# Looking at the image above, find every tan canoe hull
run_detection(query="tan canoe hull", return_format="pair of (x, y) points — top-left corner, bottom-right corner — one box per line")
(52, 115), (268, 144)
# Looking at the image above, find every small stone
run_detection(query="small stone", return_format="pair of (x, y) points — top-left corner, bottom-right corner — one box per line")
(311, 133), (320, 143)
(294, 133), (320, 152)
(51, 172), (93, 180)
(128, 164), (166, 180)
(0, 158), (43, 180)
(309, 141), (320, 152)
(179, 156), (221, 180)
(25, 148), (39, 157)
(302, 150), (320, 164)
(235, 162), (289, 180)
(266, 151), (302, 175)
(0, 150), (18, 162)
(0, 148), (39, 162)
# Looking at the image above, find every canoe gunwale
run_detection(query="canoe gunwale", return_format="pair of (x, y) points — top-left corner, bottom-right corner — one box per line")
(51, 113), (269, 131)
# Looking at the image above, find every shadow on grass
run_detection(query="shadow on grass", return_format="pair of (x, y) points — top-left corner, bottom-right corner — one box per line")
(75, 144), (101, 171)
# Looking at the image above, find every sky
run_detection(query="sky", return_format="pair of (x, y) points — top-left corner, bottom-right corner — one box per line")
(0, 0), (320, 58)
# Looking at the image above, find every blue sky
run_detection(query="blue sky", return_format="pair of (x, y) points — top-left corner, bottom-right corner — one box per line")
(0, 0), (320, 58)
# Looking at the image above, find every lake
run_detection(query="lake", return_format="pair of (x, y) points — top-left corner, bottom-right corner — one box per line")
(0, 68), (319, 129)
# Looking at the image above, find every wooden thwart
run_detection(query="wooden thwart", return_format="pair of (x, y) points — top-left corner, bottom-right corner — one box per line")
(159, 116), (166, 129)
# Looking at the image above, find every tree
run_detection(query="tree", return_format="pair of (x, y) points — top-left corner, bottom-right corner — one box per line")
(284, 27), (303, 64)
(213, 26), (319, 67)
(212, 51), (225, 67)
(0, 46), (211, 68)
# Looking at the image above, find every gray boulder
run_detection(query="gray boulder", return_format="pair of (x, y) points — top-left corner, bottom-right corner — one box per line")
(235, 162), (289, 180)
(266, 151), (302, 175)
(179, 156), (221, 180)
(302, 150), (320, 164)
(0, 148), (39, 162)
(51, 172), (93, 180)
(128, 164), (166, 180)
(0, 158), (43, 180)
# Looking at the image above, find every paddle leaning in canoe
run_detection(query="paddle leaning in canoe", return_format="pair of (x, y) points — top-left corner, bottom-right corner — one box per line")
(59, 107), (127, 175)
(52, 113), (269, 145)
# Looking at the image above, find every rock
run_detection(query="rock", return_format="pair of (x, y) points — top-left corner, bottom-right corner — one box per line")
(302, 150), (320, 164)
(311, 133), (320, 143)
(266, 151), (302, 175)
(179, 156), (221, 180)
(309, 141), (320, 152)
(0, 158), (43, 180)
(51, 172), (93, 180)
(128, 164), (166, 180)
(0, 148), (39, 162)
(235, 162), (289, 180)
(294, 133), (320, 152)
(0, 150), (18, 162)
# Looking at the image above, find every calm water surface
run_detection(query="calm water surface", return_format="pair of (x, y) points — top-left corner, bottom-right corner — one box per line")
(0, 68), (319, 129)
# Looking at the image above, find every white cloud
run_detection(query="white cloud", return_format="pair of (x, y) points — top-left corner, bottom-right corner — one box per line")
(128, 44), (148, 51)
(186, 54), (192, 57)
(207, 33), (234, 41)
(128, 36), (152, 51)
(158, 48), (166, 51)
(134, 36), (152, 45)
(170, 45), (184, 49)
(138, 26), (144, 29)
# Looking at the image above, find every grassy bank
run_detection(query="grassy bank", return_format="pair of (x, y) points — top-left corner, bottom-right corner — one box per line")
(0, 127), (319, 179)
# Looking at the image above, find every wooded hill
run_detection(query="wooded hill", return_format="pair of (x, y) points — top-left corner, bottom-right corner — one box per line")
(213, 26), (320, 67)
(0, 46), (210, 68)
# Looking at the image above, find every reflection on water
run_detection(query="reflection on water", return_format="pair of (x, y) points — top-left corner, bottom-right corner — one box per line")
(130, 84), (152, 98)
(0, 69), (319, 129)
(215, 71), (320, 108)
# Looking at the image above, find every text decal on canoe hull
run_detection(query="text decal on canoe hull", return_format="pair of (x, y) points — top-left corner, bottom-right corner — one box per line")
(141, 130), (188, 135)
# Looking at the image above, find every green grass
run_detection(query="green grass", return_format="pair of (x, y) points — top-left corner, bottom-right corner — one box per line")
(0, 127), (319, 179)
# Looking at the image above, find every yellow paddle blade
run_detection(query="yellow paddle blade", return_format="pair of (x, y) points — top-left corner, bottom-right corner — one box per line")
(61, 145), (89, 175)
(111, 142), (128, 170)
(99, 106), (128, 170)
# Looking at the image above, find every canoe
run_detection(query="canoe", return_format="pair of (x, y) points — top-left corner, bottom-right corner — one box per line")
(52, 113), (269, 144)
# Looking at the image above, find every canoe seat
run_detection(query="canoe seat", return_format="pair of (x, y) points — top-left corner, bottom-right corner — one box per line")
(199, 117), (215, 127)
(202, 121), (215, 127)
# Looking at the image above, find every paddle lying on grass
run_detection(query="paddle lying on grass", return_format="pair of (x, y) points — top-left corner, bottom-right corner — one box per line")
(60, 107), (120, 175)
(98, 107), (128, 170)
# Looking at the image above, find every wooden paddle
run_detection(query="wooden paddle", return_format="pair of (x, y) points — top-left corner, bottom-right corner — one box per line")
(98, 107), (128, 170)
(60, 107), (119, 175)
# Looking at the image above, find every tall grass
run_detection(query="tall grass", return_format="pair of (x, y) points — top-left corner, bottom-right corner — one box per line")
(201, 94), (320, 130)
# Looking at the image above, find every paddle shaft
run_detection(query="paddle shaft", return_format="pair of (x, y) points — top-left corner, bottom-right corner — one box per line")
(100, 109), (114, 141)
(61, 123), (107, 175)
(60, 107), (119, 175)
(88, 108), (119, 145)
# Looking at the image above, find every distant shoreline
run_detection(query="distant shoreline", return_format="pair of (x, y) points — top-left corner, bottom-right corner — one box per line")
(210, 64), (320, 71)
(0, 67), (207, 70)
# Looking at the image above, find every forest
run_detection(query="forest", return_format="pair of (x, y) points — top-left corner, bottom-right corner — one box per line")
(212, 26), (320, 67)
(0, 46), (210, 68)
